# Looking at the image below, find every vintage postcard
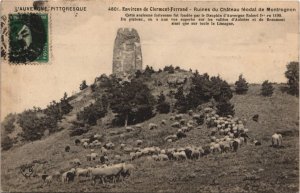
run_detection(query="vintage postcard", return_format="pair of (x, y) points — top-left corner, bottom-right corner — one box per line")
(0, 0), (299, 192)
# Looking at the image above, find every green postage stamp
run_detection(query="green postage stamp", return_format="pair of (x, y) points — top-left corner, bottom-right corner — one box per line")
(8, 13), (49, 64)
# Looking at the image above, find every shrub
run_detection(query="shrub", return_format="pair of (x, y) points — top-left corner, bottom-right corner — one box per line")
(235, 74), (249, 94)
(2, 113), (16, 134)
(80, 80), (88, 90)
(18, 110), (57, 141)
(285, 61), (299, 96)
(163, 65), (175, 74)
(216, 98), (235, 117)
(1, 136), (13, 151)
(69, 127), (89, 137)
(77, 98), (107, 126)
(174, 86), (188, 113)
(156, 92), (170, 114)
(261, 80), (274, 96)
(110, 78), (156, 126)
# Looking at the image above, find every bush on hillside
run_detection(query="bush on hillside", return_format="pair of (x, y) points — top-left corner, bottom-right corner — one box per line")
(174, 86), (188, 113)
(235, 74), (249, 95)
(216, 98), (235, 117)
(18, 110), (57, 141)
(285, 61), (299, 96)
(77, 98), (107, 126)
(261, 80), (274, 97)
(80, 80), (88, 90)
(109, 78), (156, 126)
(163, 65), (175, 74)
(1, 136), (13, 151)
(2, 113), (16, 134)
(156, 92), (170, 114)
(187, 72), (233, 109)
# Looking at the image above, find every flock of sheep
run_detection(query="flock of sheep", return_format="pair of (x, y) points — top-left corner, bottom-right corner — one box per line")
(39, 106), (284, 186)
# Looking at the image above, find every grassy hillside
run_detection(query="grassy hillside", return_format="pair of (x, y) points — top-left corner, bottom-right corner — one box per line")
(1, 82), (298, 192)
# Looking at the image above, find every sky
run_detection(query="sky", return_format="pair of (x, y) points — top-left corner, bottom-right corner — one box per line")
(1, 0), (298, 119)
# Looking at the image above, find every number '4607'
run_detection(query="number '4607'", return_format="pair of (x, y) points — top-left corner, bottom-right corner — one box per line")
(108, 7), (118, 11)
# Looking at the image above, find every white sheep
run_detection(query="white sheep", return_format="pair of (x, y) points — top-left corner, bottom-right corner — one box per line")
(272, 133), (283, 147)
(148, 123), (158, 130)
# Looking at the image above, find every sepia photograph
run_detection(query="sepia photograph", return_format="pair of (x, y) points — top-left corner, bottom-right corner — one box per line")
(0, 0), (299, 192)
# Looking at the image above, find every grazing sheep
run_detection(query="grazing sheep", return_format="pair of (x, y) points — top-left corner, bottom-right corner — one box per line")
(126, 126), (134, 132)
(80, 138), (90, 143)
(181, 127), (189, 133)
(121, 164), (135, 179)
(148, 123), (158, 130)
(74, 139), (81, 145)
(75, 168), (89, 179)
(136, 140), (143, 146)
(100, 155), (109, 164)
(45, 175), (52, 185)
(211, 143), (221, 153)
(180, 119), (186, 125)
(88, 164), (124, 184)
(152, 155), (159, 161)
(232, 141), (239, 152)
(170, 116), (175, 121)
(70, 158), (81, 166)
(173, 151), (187, 160)
(254, 140), (262, 146)
(272, 133), (283, 147)
(175, 114), (183, 120)
(191, 149), (200, 160)
(62, 168), (76, 183)
(210, 136), (217, 142)
(130, 152), (136, 161)
(171, 122), (180, 128)
(65, 146), (71, 152)
(120, 143), (126, 149)
(161, 119), (167, 125)
(176, 129), (187, 139)
(135, 124), (143, 129)
(164, 134), (178, 141)
(104, 142), (115, 150)
(219, 141), (231, 153)
(158, 154), (169, 161)
(252, 114), (259, 122)
(91, 153), (99, 161)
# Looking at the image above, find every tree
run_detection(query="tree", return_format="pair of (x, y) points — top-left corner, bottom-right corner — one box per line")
(261, 80), (274, 97)
(174, 86), (188, 113)
(110, 79), (155, 126)
(135, 70), (142, 78)
(143, 65), (155, 77)
(156, 92), (170, 114)
(186, 72), (212, 108)
(216, 98), (235, 117)
(1, 136), (13, 151)
(163, 65), (175, 74)
(80, 80), (88, 90)
(235, 74), (249, 94)
(2, 113), (16, 134)
(77, 98), (107, 126)
(59, 93), (73, 115)
(285, 61), (299, 96)
(18, 109), (57, 141)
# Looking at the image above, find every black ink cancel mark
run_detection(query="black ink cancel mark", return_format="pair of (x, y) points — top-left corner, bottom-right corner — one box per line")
(20, 165), (34, 178)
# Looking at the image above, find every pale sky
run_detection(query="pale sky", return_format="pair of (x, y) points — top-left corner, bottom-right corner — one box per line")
(1, 0), (298, 119)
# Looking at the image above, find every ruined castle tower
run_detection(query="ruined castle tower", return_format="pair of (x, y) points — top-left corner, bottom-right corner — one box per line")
(112, 28), (142, 76)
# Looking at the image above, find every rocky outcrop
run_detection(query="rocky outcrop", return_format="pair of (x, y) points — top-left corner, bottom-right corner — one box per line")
(112, 28), (142, 76)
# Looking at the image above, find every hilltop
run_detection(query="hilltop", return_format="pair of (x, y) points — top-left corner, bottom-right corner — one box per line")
(1, 68), (299, 192)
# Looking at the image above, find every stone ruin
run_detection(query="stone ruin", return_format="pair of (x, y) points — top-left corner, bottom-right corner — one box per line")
(112, 28), (142, 76)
